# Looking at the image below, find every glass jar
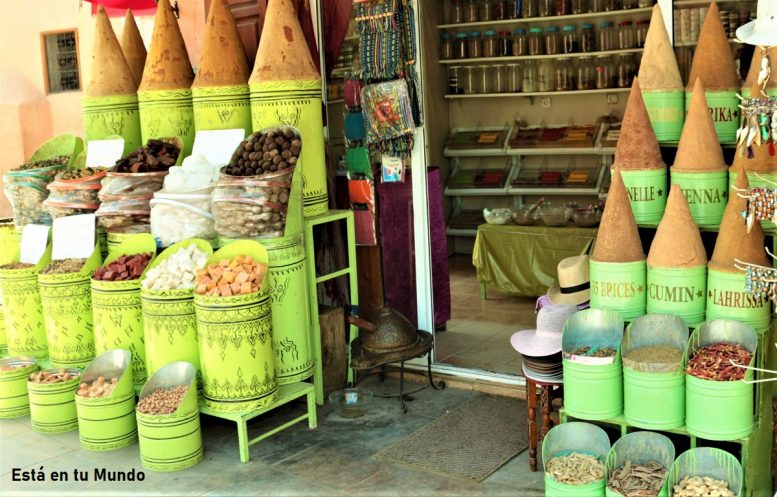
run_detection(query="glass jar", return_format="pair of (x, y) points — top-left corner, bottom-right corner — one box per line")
(594, 55), (613, 89)
(577, 56), (593, 90)
(468, 32), (482, 58)
(508, 64), (522, 92)
(562, 25), (578, 53)
(528, 27), (545, 56)
(477, 65), (490, 93)
(617, 54), (635, 88)
(638, 0), (652, 6)
(448, 66), (463, 94)
(498, 31), (512, 56)
(580, 23), (596, 52)
(571, 0), (587, 14)
(556, 0), (572, 16)
(483, 30), (498, 57)
(618, 21), (635, 49)
(522, 0), (539, 18)
(441, 33), (454, 60)
(545, 26), (560, 55)
(512, 29), (528, 56)
(464, 0), (479, 22)
(538, 59), (555, 92)
(539, 0), (555, 17)
(493, 0), (509, 20)
(589, 0), (604, 11)
(636, 19), (650, 47)
(555, 57), (575, 91)
(455, 32), (468, 59)
(462, 65), (476, 94)
(450, 0), (464, 23)
(604, 0), (618, 11)
(598, 21), (615, 51)
(493, 65), (507, 93)
(623, 0), (637, 8)
(480, 0), (493, 21)
(522, 60), (538, 92)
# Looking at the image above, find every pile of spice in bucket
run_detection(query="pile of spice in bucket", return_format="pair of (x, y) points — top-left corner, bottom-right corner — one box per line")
(686, 343), (752, 381)
(195, 255), (267, 297)
(546, 453), (605, 485)
(142, 244), (208, 291)
(608, 461), (667, 497)
(136, 385), (189, 415)
(673, 476), (736, 497)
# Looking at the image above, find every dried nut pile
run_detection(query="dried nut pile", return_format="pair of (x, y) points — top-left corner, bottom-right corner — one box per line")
(56, 167), (106, 180)
(226, 129), (300, 176)
(13, 156), (70, 171)
(570, 346), (617, 357)
(77, 376), (119, 398)
(93, 253), (153, 281)
(673, 476), (735, 497)
(607, 460), (667, 497)
(42, 258), (88, 275)
(142, 245), (208, 291)
(624, 345), (683, 365)
(0, 262), (35, 270)
(113, 140), (179, 173)
(546, 453), (605, 485)
(195, 255), (267, 297)
(29, 369), (80, 384)
(136, 386), (189, 415)
(686, 342), (752, 381)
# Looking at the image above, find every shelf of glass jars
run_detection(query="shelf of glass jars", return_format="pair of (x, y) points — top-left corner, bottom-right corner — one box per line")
(437, 6), (652, 30)
(440, 47), (643, 65)
(673, 37), (738, 48)
(445, 87), (632, 99)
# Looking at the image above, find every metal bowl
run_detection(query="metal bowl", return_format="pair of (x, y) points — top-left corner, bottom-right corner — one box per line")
(328, 388), (373, 418)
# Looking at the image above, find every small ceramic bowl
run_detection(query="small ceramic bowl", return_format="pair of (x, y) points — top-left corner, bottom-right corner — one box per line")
(483, 208), (514, 225)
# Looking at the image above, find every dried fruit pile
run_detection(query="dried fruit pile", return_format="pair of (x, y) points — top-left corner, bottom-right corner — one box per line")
(137, 386), (189, 415)
(673, 476), (735, 497)
(570, 346), (617, 357)
(77, 376), (119, 398)
(29, 369), (80, 384)
(225, 129), (300, 177)
(195, 255), (267, 297)
(93, 253), (153, 281)
(142, 245), (208, 291)
(56, 167), (106, 180)
(0, 262), (34, 270)
(546, 452), (605, 485)
(607, 460), (667, 497)
(113, 140), (179, 173)
(42, 258), (88, 275)
(686, 342), (752, 381)
(624, 345), (683, 365)
(13, 156), (70, 171)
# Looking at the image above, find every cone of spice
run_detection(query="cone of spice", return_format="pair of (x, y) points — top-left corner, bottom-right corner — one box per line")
(742, 46), (777, 98)
(647, 185), (707, 325)
(685, 1), (740, 143)
(249, 0), (328, 219)
(614, 78), (667, 224)
(120, 9), (147, 86)
(707, 172), (771, 330)
(191, 0), (252, 134)
(590, 170), (647, 320)
(82, 5), (142, 154)
(638, 4), (684, 141)
(137, 0), (195, 156)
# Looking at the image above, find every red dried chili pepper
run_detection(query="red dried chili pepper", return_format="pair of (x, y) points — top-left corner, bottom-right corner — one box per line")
(686, 342), (752, 381)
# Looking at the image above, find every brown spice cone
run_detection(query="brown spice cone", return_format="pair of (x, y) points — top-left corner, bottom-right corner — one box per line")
(138, 0), (194, 92)
(686, 1), (739, 91)
(87, 4), (137, 97)
(673, 79), (727, 171)
(613, 78), (665, 170)
(592, 170), (645, 263)
(710, 171), (769, 272)
(648, 185), (707, 267)
(192, 0), (249, 88)
(249, 0), (319, 83)
(638, 4), (683, 91)
(120, 9), (147, 86)
(743, 46), (777, 93)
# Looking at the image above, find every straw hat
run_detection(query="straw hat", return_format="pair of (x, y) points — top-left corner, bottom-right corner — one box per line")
(686, 1), (739, 91)
(736, 0), (777, 46)
(548, 255), (590, 306)
(510, 304), (579, 357)
(120, 9), (147, 86)
(87, 4), (136, 97)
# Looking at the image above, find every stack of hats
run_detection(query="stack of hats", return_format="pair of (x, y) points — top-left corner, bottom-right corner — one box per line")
(546, 255), (591, 309)
(119, 9), (146, 86)
(510, 303), (578, 383)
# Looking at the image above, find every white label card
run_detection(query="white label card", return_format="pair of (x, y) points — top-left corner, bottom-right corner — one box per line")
(52, 214), (95, 260)
(192, 129), (247, 166)
(19, 225), (50, 265)
(86, 139), (125, 168)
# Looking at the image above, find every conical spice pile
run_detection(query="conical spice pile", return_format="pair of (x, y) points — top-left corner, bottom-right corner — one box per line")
(638, 4), (683, 91)
(613, 78), (666, 170)
(743, 46), (777, 93)
(138, 0), (194, 92)
(120, 9), (147, 86)
(87, 5), (137, 98)
(648, 185), (707, 268)
(673, 79), (727, 172)
(686, 1), (739, 91)
(192, 0), (250, 88)
(592, 170), (645, 263)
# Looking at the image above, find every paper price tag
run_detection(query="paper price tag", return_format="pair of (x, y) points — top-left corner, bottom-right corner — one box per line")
(19, 224), (50, 265)
(52, 214), (95, 260)
(192, 129), (247, 166)
(86, 139), (125, 168)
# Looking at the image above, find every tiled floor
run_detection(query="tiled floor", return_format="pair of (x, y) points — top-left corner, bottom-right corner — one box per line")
(436, 255), (537, 376)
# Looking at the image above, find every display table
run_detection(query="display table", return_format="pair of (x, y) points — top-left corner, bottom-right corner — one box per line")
(472, 224), (597, 297)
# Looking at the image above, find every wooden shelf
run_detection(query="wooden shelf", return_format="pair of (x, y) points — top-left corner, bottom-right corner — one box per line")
(673, 0), (754, 6)
(674, 38), (739, 47)
(508, 186), (602, 195)
(444, 186), (509, 196)
(446, 228), (478, 236)
(445, 147), (614, 157)
(439, 48), (643, 65)
(446, 88), (631, 99)
(437, 6), (652, 30)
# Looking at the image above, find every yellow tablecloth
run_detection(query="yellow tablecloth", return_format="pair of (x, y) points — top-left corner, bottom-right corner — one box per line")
(472, 224), (598, 297)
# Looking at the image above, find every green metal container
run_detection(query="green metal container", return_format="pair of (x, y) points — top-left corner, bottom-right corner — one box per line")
(141, 239), (213, 387)
(106, 231), (148, 259)
(740, 88), (777, 99)
(670, 169), (728, 228)
(28, 367), (80, 433)
(0, 356), (38, 418)
(137, 88), (195, 157)
(642, 90), (684, 142)
(590, 260), (647, 321)
(250, 80), (328, 218)
(91, 234), (157, 389)
(646, 265), (706, 327)
(619, 168), (667, 225)
(605, 432), (675, 497)
(668, 448), (743, 497)
(137, 361), (203, 472)
(685, 90), (738, 144)
(622, 314), (688, 430)
(728, 171), (777, 231)
(82, 94), (142, 155)
(0, 220), (16, 355)
(191, 85), (251, 135)
(0, 307), (6, 356)
(685, 320), (757, 441)
(562, 309), (624, 420)
(75, 349), (137, 451)
(543, 422), (610, 497)
(706, 268), (771, 333)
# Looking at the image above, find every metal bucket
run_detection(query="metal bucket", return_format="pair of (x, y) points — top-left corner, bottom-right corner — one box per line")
(646, 266), (707, 327)
(28, 368), (81, 433)
(0, 356), (38, 418)
(604, 432), (675, 497)
(543, 422), (610, 497)
(706, 268), (771, 333)
(137, 88), (195, 156)
(642, 90), (684, 142)
(670, 169), (728, 227)
(619, 168), (667, 225)
(667, 448), (743, 497)
(590, 260), (646, 321)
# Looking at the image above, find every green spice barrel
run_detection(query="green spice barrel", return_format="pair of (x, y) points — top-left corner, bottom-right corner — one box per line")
(685, 319), (757, 441)
(671, 169), (728, 228)
(136, 361), (203, 472)
(75, 349), (137, 451)
(543, 422), (610, 497)
(685, 90), (738, 144)
(562, 309), (624, 420)
(646, 265), (707, 327)
(82, 95), (142, 156)
(0, 356), (38, 418)
(192, 86), (251, 136)
(668, 448), (743, 497)
(0, 308), (6, 357)
(0, 219), (18, 356)
(642, 90), (684, 142)
(28, 368), (81, 433)
(194, 241), (278, 412)
(138, 89), (195, 157)
(706, 268), (771, 332)
(619, 168), (667, 224)
(590, 260), (646, 321)
(605, 432), (674, 497)
(622, 314), (688, 430)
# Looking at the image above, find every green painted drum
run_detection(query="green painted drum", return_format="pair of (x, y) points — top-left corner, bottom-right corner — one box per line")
(685, 320), (757, 441)
(671, 169), (728, 227)
(619, 168), (667, 224)
(138, 89), (195, 157)
(250, 80), (328, 218)
(647, 265), (706, 327)
(642, 90), (684, 142)
(590, 260), (647, 321)
(685, 90), (739, 144)
(729, 172), (777, 231)
(0, 308), (6, 356)
(706, 268), (771, 333)
(0, 357), (38, 418)
(28, 368), (80, 433)
(194, 241), (278, 412)
(605, 432), (674, 497)
(82, 94), (142, 155)
(668, 448), (743, 497)
(107, 231), (148, 259)
(75, 349), (137, 451)
(192, 85), (251, 135)
(543, 422), (610, 497)
(137, 362), (203, 472)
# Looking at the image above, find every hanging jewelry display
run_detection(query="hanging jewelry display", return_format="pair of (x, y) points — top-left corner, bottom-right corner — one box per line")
(735, 248), (777, 307)
(735, 174), (777, 232)
(737, 47), (777, 157)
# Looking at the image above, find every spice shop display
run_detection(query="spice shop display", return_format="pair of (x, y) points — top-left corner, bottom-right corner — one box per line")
(27, 368), (81, 433)
(0, 357), (38, 419)
(604, 431), (674, 497)
(667, 448), (742, 497)
(191, 0), (251, 135)
(195, 254), (266, 297)
(93, 253), (153, 281)
(4, 154), (70, 228)
(119, 9), (146, 85)
(543, 422), (610, 497)
(43, 167), (107, 220)
(686, 342), (752, 381)
(137, 0), (195, 156)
